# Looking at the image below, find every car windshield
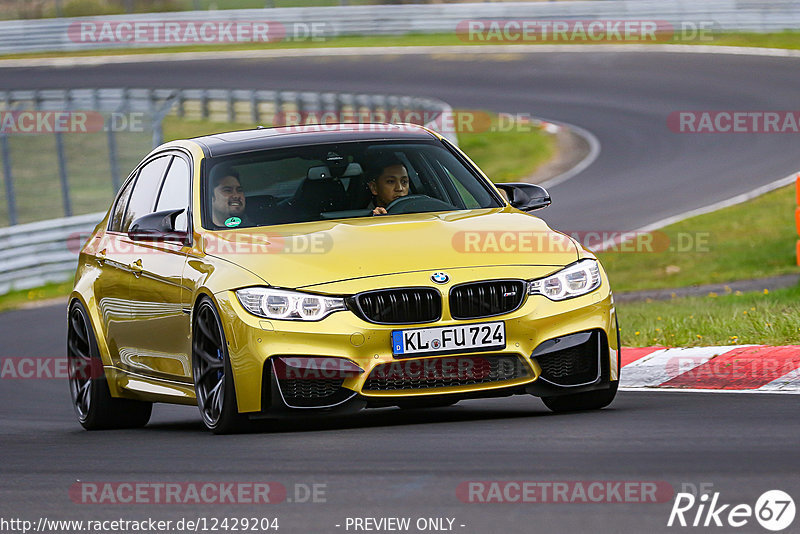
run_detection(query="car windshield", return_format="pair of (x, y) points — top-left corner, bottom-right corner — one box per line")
(202, 140), (503, 229)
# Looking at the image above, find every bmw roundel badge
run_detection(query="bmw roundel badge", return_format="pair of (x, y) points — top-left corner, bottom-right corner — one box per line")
(431, 272), (450, 284)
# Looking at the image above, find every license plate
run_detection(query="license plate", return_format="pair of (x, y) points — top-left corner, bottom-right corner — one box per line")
(392, 321), (505, 357)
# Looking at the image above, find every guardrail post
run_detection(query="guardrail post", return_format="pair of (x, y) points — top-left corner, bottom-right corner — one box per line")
(55, 131), (72, 218)
(250, 90), (259, 124)
(1, 134), (16, 226)
(227, 89), (235, 123)
(176, 90), (185, 118)
(201, 90), (209, 120)
(147, 88), (156, 116)
(796, 174), (800, 266)
(274, 92), (283, 126)
(107, 117), (120, 192)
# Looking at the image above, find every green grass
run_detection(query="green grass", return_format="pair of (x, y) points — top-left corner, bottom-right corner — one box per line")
(0, 280), (72, 313)
(603, 183), (800, 347)
(162, 112), (556, 183)
(703, 31), (800, 50)
(0, 110), (552, 227)
(599, 185), (799, 293)
(0, 130), (152, 226)
(457, 119), (555, 183)
(162, 112), (555, 183)
(618, 283), (800, 347)
(2, 31), (800, 60)
(0, 111), (553, 307)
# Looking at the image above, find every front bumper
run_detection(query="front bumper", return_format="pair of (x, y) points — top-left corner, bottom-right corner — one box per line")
(214, 279), (618, 414)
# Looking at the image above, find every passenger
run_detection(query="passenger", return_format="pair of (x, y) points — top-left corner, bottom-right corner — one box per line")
(366, 157), (410, 215)
(210, 166), (247, 227)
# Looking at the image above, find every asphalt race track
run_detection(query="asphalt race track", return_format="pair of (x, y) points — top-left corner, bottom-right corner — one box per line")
(3, 50), (800, 230)
(1, 50), (800, 533)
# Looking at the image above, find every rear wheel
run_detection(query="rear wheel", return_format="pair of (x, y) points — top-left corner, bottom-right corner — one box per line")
(67, 301), (152, 430)
(192, 298), (251, 434)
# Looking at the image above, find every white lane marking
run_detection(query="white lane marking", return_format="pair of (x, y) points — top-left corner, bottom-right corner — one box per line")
(596, 169), (800, 251)
(758, 367), (800, 392)
(620, 346), (743, 388)
(2, 44), (800, 69)
(620, 387), (800, 395)
(634, 172), (800, 234)
(537, 121), (601, 189)
(1, 43), (793, 254)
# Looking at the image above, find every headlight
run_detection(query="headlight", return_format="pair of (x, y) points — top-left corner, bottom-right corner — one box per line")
(528, 260), (601, 301)
(236, 287), (347, 321)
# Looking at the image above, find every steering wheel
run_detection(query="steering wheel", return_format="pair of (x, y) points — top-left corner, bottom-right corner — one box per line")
(384, 194), (430, 213)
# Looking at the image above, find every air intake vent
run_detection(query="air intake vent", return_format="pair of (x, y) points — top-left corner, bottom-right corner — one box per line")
(533, 330), (602, 387)
(363, 355), (529, 391)
(352, 288), (441, 325)
(449, 280), (526, 319)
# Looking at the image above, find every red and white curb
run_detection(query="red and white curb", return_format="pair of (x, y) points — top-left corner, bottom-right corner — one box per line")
(620, 345), (800, 393)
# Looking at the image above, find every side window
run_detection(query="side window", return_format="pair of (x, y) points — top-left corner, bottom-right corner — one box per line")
(122, 156), (172, 233)
(155, 157), (191, 232)
(109, 175), (135, 232)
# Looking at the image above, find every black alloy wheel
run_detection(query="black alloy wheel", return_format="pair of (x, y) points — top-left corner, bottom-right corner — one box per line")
(192, 298), (251, 434)
(67, 301), (152, 430)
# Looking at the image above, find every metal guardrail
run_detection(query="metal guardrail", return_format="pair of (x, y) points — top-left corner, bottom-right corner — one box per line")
(0, 211), (102, 294)
(0, 87), (455, 294)
(0, 87), (455, 226)
(0, 1), (799, 54)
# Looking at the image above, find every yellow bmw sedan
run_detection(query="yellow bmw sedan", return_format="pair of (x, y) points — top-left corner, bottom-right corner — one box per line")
(68, 123), (619, 433)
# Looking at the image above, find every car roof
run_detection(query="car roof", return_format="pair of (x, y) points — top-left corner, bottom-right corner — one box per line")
(190, 123), (440, 158)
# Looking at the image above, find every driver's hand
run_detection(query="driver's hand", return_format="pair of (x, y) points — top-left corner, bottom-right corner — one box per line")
(372, 207), (388, 216)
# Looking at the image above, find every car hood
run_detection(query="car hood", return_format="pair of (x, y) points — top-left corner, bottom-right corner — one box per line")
(202, 207), (580, 290)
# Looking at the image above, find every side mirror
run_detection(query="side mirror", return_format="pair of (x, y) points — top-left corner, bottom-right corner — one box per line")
(495, 183), (551, 212)
(128, 209), (189, 244)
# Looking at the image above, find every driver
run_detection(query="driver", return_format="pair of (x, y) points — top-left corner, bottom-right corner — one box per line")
(210, 165), (247, 227)
(366, 157), (410, 216)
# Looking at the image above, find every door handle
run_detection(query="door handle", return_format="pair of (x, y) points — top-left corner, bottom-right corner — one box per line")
(96, 248), (107, 266)
(129, 259), (143, 277)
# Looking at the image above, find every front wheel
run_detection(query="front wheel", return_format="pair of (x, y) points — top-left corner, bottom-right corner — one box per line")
(397, 398), (459, 410)
(192, 298), (251, 434)
(541, 382), (618, 412)
(67, 301), (152, 430)
(541, 320), (621, 413)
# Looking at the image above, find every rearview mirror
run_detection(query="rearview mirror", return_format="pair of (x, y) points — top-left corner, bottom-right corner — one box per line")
(128, 209), (189, 244)
(495, 183), (551, 212)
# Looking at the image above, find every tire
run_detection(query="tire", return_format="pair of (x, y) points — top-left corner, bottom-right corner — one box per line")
(397, 399), (459, 410)
(192, 297), (251, 434)
(541, 381), (618, 412)
(541, 320), (621, 413)
(67, 301), (152, 430)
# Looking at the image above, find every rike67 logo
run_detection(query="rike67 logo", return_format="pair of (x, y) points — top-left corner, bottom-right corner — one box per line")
(668, 488), (795, 531)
